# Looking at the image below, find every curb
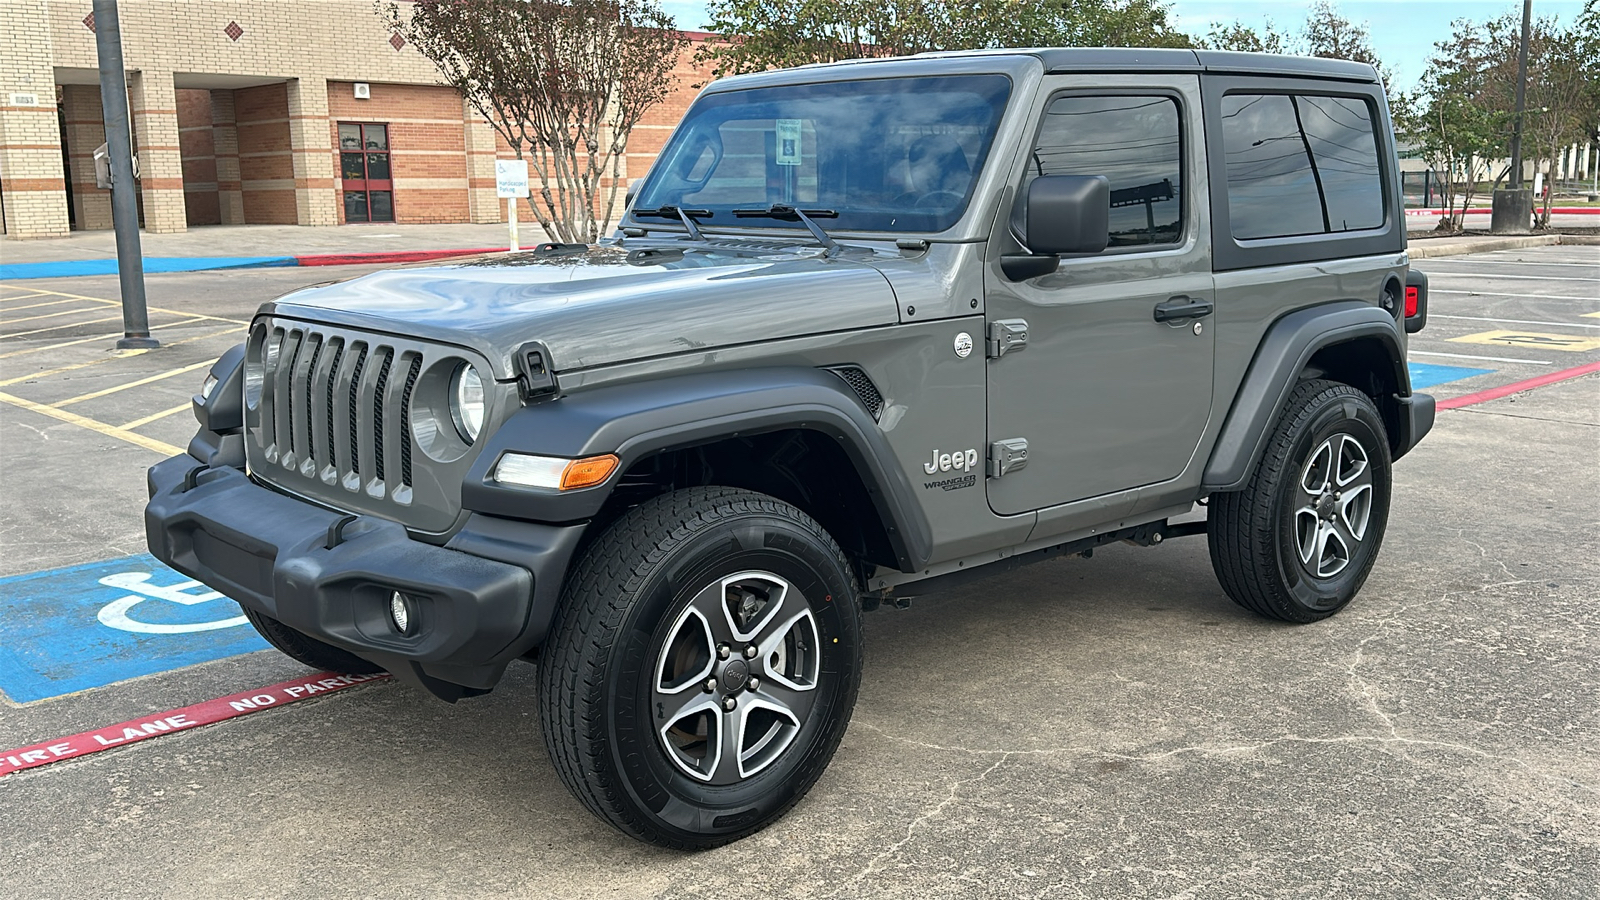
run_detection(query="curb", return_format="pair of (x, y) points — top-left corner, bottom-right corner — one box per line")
(1405, 207), (1599, 216)
(1407, 234), (1563, 259)
(0, 246), (507, 280)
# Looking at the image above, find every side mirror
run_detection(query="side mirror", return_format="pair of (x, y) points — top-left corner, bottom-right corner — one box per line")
(1002, 175), (1110, 280)
(1027, 175), (1109, 255)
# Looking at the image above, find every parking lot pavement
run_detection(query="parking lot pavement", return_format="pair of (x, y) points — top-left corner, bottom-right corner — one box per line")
(1, 246), (1597, 898)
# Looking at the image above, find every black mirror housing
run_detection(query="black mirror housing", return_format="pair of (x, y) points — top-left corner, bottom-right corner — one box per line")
(1026, 175), (1110, 256)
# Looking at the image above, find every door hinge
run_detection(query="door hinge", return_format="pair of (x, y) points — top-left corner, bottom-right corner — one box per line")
(987, 319), (1029, 358)
(988, 438), (1029, 478)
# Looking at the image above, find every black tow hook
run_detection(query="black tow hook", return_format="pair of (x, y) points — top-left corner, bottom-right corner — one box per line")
(179, 465), (207, 493)
(325, 514), (360, 550)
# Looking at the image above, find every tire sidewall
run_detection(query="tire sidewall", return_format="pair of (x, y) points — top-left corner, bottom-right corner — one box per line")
(1272, 390), (1392, 616)
(602, 509), (861, 843)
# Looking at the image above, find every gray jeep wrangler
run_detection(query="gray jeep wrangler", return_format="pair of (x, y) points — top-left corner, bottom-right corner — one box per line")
(147, 48), (1433, 848)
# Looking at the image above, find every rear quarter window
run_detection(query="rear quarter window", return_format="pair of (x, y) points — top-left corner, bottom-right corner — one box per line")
(1220, 92), (1384, 240)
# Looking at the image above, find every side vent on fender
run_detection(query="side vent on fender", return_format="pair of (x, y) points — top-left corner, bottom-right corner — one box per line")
(824, 365), (884, 421)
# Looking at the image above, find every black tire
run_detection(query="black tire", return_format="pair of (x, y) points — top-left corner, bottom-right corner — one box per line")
(1208, 378), (1392, 623)
(538, 486), (863, 849)
(243, 606), (385, 675)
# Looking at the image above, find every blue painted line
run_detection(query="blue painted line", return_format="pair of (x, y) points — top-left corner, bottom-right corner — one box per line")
(0, 256), (295, 280)
(1408, 362), (1495, 390)
(0, 554), (267, 704)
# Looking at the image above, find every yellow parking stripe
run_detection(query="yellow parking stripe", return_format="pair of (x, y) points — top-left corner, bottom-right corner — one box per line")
(0, 297), (88, 314)
(2, 314), (124, 339)
(1448, 330), (1600, 352)
(0, 317), (211, 358)
(2, 305), (108, 326)
(0, 390), (183, 456)
(0, 286), (49, 300)
(1583, 311), (1600, 318)
(0, 326), (236, 385)
(50, 360), (212, 408)
(21, 287), (250, 326)
(119, 402), (195, 430)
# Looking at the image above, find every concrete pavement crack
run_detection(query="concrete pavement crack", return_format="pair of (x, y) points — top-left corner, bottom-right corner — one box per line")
(827, 752), (1014, 895)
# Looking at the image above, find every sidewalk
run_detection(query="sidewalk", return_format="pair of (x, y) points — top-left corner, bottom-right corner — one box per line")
(0, 222), (545, 279)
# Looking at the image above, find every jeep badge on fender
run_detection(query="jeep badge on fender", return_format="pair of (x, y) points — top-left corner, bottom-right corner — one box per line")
(147, 48), (1432, 850)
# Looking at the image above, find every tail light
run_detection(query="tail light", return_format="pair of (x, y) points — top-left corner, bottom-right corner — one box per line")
(1404, 285), (1419, 318)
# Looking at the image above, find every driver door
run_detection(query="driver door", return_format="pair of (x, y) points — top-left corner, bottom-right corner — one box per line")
(984, 74), (1216, 517)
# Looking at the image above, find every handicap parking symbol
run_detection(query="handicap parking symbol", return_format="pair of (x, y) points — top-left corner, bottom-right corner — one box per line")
(0, 554), (267, 704)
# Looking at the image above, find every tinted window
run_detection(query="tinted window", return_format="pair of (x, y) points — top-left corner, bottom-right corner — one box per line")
(1020, 95), (1183, 248)
(1221, 93), (1384, 239)
(633, 75), (1012, 234)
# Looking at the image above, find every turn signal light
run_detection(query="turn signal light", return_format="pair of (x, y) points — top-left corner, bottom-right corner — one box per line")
(494, 452), (619, 490)
(560, 455), (619, 490)
(1404, 286), (1419, 318)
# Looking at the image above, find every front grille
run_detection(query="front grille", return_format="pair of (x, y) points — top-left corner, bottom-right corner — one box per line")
(245, 319), (490, 535)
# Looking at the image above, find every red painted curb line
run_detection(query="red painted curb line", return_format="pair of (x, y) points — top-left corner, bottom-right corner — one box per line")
(1405, 207), (1599, 216)
(293, 247), (505, 267)
(0, 671), (390, 777)
(1437, 360), (1600, 410)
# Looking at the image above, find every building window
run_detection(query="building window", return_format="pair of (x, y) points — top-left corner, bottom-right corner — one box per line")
(1220, 93), (1384, 240)
(1016, 94), (1184, 248)
(339, 122), (393, 223)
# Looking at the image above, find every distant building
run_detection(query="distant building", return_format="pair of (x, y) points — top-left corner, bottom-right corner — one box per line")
(0, 0), (713, 238)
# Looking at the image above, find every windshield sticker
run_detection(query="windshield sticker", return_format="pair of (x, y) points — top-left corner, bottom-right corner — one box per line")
(776, 119), (802, 166)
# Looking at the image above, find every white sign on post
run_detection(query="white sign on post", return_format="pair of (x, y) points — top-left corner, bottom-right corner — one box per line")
(775, 119), (803, 166)
(496, 159), (531, 252)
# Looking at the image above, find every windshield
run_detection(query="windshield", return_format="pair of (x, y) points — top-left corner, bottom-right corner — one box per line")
(631, 75), (1012, 234)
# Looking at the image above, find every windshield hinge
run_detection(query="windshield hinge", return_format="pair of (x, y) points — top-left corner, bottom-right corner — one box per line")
(987, 319), (1029, 358)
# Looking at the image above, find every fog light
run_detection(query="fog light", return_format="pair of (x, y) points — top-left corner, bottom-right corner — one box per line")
(389, 591), (413, 635)
(200, 373), (219, 401)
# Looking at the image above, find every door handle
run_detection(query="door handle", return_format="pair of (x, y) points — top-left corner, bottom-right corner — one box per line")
(1153, 296), (1214, 323)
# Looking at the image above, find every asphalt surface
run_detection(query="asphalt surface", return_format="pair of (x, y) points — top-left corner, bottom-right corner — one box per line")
(0, 245), (1596, 899)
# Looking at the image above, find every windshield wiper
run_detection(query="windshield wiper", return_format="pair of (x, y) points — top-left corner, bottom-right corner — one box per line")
(631, 206), (712, 240)
(732, 205), (843, 257)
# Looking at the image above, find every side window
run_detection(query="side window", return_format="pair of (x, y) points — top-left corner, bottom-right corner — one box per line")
(1019, 95), (1183, 249)
(1221, 93), (1384, 240)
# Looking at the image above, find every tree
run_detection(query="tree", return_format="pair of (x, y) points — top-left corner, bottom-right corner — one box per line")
(1475, 7), (1598, 225)
(1299, 1), (1393, 89)
(383, 0), (687, 243)
(1395, 19), (1503, 231)
(697, 0), (1191, 79)
(1197, 19), (1290, 54)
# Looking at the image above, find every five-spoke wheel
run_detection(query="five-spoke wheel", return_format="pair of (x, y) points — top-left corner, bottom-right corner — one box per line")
(654, 571), (822, 784)
(539, 487), (862, 849)
(1209, 378), (1392, 622)
(1292, 433), (1374, 578)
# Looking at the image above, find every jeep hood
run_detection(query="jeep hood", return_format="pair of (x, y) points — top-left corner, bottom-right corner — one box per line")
(263, 245), (901, 378)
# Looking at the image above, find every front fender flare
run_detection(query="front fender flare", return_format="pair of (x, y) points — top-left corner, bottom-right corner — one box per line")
(461, 367), (933, 572)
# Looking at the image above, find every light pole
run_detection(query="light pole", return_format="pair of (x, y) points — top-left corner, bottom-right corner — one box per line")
(93, 0), (158, 349)
(1491, 0), (1535, 234)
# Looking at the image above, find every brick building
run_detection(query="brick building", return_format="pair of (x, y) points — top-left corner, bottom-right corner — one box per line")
(0, 0), (713, 239)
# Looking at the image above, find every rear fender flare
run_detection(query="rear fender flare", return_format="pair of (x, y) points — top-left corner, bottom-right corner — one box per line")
(1204, 301), (1409, 491)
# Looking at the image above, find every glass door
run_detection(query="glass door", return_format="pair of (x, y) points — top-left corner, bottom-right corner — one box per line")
(339, 123), (393, 223)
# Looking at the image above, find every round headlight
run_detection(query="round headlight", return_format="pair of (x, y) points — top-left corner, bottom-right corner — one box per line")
(449, 363), (485, 442)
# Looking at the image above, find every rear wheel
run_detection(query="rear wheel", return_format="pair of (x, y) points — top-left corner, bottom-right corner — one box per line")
(539, 486), (862, 849)
(242, 607), (384, 674)
(1209, 378), (1392, 622)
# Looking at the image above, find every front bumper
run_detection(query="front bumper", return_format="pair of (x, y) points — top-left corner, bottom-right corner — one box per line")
(145, 455), (583, 701)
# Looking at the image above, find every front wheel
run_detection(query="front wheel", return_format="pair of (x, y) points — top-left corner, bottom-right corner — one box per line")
(538, 487), (863, 848)
(1208, 379), (1393, 622)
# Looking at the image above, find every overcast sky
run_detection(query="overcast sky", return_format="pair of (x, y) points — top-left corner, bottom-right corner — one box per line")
(658, 0), (1588, 92)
